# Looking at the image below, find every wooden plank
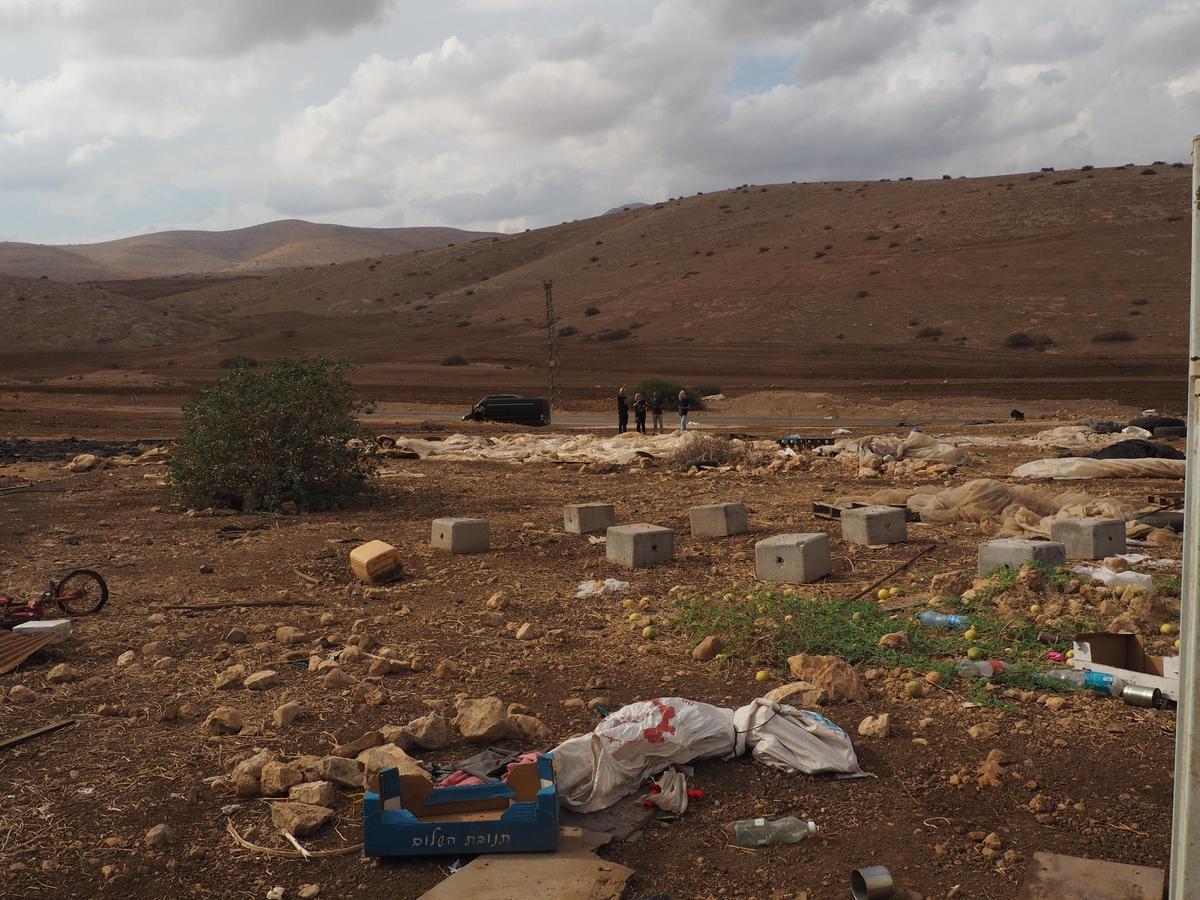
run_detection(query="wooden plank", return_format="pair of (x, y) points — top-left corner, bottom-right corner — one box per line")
(0, 631), (56, 675)
(1017, 851), (1164, 900)
(0, 718), (75, 752)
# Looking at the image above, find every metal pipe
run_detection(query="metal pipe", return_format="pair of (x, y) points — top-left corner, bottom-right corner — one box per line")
(1170, 134), (1200, 899)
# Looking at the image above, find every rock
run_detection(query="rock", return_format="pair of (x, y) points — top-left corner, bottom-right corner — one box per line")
(486, 591), (508, 609)
(1027, 793), (1053, 813)
(199, 564), (215, 574)
(1043, 695), (1068, 712)
(142, 640), (169, 659)
(368, 658), (393, 677)
(318, 755), (364, 789)
(244, 670), (280, 691)
(983, 831), (1003, 850)
(292, 755), (324, 781)
(976, 749), (1007, 789)
(323, 668), (356, 690)
(357, 744), (430, 786)
(332, 730), (382, 758)
(969, 722), (1001, 740)
(214, 664), (247, 690)
(46, 663), (75, 684)
(225, 627), (248, 644)
(144, 824), (174, 850)
(260, 761), (303, 796)
(116, 650), (137, 667)
(298, 885), (320, 900)
(270, 801), (333, 837)
(231, 749), (275, 797)
(784, 654), (869, 704)
(857, 714), (891, 738)
(587, 697), (610, 713)
(691, 635), (724, 662)
(435, 659), (459, 679)
(764, 681), (822, 707)
(272, 701), (303, 726)
(478, 611), (505, 627)
(454, 696), (511, 742)
(930, 570), (973, 597)
(877, 631), (909, 650)
(151, 656), (178, 672)
(515, 622), (540, 641)
(401, 714), (449, 751)
(203, 706), (243, 736)
(289, 781), (336, 806)
(508, 714), (551, 744)
(276, 626), (306, 645)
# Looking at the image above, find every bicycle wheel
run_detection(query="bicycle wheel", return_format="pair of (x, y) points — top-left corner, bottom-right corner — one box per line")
(54, 569), (108, 616)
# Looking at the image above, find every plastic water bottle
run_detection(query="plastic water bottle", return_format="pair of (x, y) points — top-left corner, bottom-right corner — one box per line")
(1038, 669), (1125, 697)
(955, 658), (1008, 679)
(733, 816), (818, 847)
(917, 611), (971, 630)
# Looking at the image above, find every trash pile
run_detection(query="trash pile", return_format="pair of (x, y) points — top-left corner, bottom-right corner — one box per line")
(814, 430), (968, 478)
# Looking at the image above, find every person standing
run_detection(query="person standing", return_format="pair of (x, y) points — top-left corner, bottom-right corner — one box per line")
(616, 386), (629, 434)
(633, 393), (648, 434)
(650, 392), (664, 434)
(677, 390), (690, 432)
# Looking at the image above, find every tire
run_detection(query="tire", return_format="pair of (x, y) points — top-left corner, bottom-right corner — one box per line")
(54, 569), (108, 616)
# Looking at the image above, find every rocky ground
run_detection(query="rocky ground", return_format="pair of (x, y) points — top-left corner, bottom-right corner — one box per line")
(0, 424), (1182, 899)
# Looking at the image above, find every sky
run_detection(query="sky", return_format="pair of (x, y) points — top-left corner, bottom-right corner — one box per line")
(1, 0), (1199, 243)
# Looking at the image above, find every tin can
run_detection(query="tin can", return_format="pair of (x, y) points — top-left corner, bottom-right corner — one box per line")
(850, 865), (895, 899)
(1121, 684), (1163, 708)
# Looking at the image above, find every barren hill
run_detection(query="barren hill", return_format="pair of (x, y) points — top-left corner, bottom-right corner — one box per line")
(0, 220), (496, 280)
(2, 164), (1191, 408)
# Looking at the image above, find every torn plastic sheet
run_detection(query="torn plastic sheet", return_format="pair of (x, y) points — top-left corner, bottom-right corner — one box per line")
(1012, 458), (1185, 480)
(575, 578), (629, 599)
(1071, 565), (1155, 591)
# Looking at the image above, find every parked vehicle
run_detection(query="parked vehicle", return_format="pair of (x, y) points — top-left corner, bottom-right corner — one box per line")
(463, 395), (551, 426)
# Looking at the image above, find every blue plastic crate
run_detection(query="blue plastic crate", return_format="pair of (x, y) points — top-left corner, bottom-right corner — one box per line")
(363, 754), (558, 857)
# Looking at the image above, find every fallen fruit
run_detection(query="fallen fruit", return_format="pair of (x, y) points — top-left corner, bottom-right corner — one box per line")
(628, 612), (640, 623)
(925, 671), (942, 685)
(967, 647), (983, 661)
(621, 599), (634, 609)
(1030, 604), (1042, 615)
(638, 598), (651, 610)
(964, 628), (978, 641)
(904, 679), (925, 698)
(755, 670), (770, 682)
(888, 587), (900, 597)
(783, 614), (794, 624)
(851, 612), (862, 622)
(877, 589), (889, 601)
(642, 625), (657, 639)
(1177, 639), (1182, 649)
(1162, 623), (1178, 635)
(1066, 649), (1075, 659)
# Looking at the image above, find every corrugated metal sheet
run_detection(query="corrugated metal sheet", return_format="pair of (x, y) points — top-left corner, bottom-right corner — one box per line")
(0, 631), (55, 675)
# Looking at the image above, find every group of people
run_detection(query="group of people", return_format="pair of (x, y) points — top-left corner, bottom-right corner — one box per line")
(616, 387), (690, 434)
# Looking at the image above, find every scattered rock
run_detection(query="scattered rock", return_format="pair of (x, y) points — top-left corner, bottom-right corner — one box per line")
(272, 701), (303, 727)
(435, 659), (459, 679)
(116, 650), (137, 667)
(486, 591), (508, 609)
(515, 622), (540, 641)
(877, 631), (909, 650)
(691, 635), (724, 662)
(358, 744), (430, 786)
(930, 570), (973, 597)
(144, 824), (174, 850)
(764, 681), (821, 707)
(142, 640), (169, 659)
(508, 713), (551, 744)
(298, 885), (320, 900)
(333, 730), (382, 758)
(784, 653), (869, 704)
(46, 663), (75, 684)
(203, 706), (243, 736)
(976, 749), (1007, 789)
(225, 627), (248, 644)
(276, 626), (306, 645)
(231, 749), (275, 797)
(1043, 695), (1068, 712)
(323, 668), (357, 690)
(478, 611), (505, 627)
(968, 722), (1001, 740)
(260, 761), (303, 796)
(270, 801), (333, 837)
(214, 664), (247, 690)
(454, 696), (510, 742)
(401, 714), (449, 751)
(318, 755), (364, 789)
(199, 564), (215, 575)
(244, 670), (281, 691)
(983, 832), (1003, 850)
(857, 714), (891, 738)
(289, 781), (336, 806)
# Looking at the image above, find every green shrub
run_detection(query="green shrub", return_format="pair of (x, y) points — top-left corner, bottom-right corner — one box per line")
(584, 306), (600, 316)
(596, 328), (631, 342)
(166, 358), (375, 512)
(220, 355), (259, 368)
(557, 324), (579, 337)
(1003, 332), (1055, 350)
(1093, 329), (1136, 343)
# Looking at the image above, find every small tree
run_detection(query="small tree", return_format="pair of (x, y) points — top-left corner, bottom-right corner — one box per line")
(167, 358), (375, 511)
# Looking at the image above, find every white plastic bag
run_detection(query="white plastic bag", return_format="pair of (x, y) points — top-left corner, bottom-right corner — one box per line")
(1072, 564), (1154, 591)
(574, 578), (629, 599)
(551, 698), (735, 813)
(642, 766), (690, 814)
(733, 699), (863, 777)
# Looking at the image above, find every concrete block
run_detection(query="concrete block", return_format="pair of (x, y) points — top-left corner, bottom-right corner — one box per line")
(606, 524), (674, 568)
(755, 533), (832, 583)
(563, 503), (616, 534)
(977, 538), (1066, 575)
(841, 505), (907, 546)
(1049, 517), (1126, 559)
(350, 540), (402, 585)
(689, 502), (748, 538)
(431, 518), (490, 554)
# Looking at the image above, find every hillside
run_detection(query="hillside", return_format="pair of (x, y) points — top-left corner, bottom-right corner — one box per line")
(1, 164), (1191, 407)
(0, 220), (496, 280)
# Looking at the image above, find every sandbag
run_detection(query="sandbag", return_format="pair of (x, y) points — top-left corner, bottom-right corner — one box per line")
(550, 698), (735, 813)
(733, 699), (862, 776)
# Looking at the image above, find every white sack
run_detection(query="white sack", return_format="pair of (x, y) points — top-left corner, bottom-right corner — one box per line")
(733, 699), (862, 777)
(1012, 458), (1186, 480)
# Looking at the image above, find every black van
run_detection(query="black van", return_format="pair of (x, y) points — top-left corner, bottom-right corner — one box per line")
(463, 394), (551, 426)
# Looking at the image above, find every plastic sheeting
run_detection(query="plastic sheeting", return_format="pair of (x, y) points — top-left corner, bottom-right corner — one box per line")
(1012, 458), (1186, 480)
(1020, 425), (1152, 449)
(816, 430), (970, 466)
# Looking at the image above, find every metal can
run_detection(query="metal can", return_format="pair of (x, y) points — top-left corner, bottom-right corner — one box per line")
(850, 865), (895, 899)
(1121, 684), (1163, 708)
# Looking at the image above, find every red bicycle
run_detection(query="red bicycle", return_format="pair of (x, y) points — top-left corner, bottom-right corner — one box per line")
(0, 569), (108, 628)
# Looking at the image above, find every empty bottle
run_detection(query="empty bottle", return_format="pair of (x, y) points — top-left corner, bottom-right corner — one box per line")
(1037, 669), (1124, 697)
(955, 658), (1008, 679)
(917, 611), (971, 630)
(733, 816), (818, 847)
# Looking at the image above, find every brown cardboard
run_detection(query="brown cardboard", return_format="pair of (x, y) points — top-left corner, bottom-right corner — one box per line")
(1072, 632), (1180, 701)
(350, 540), (402, 584)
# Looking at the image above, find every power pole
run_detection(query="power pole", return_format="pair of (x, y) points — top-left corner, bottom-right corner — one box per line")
(543, 280), (562, 409)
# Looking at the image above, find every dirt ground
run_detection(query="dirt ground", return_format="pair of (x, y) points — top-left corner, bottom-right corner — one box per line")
(0, 411), (1182, 900)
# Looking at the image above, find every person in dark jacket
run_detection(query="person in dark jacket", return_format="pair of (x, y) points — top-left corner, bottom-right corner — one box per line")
(617, 386), (629, 433)
(650, 392), (664, 434)
(677, 390), (690, 431)
(633, 392), (648, 434)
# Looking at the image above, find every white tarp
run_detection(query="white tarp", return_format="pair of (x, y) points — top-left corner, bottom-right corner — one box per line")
(815, 430), (970, 467)
(382, 431), (712, 466)
(1019, 425), (1152, 449)
(1012, 458), (1186, 480)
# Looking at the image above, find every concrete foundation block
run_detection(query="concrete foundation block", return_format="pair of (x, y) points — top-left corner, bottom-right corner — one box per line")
(755, 533), (832, 583)
(1049, 517), (1127, 559)
(606, 524), (674, 568)
(841, 505), (907, 546)
(431, 518), (490, 554)
(977, 538), (1066, 575)
(563, 503), (617, 534)
(689, 502), (748, 538)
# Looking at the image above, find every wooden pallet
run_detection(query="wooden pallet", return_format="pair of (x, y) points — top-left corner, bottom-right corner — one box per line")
(1146, 492), (1184, 509)
(812, 500), (919, 523)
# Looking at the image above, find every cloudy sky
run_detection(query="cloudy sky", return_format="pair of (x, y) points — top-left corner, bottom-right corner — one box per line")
(1, 0), (1198, 243)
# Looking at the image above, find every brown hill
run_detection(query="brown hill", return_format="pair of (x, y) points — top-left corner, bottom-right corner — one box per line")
(2, 165), (1190, 409)
(0, 220), (496, 280)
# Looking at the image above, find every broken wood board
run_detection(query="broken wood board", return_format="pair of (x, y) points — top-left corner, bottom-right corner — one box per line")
(418, 827), (633, 900)
(1017, 851), (1164, 900)
(0, 718), (75, 752)
(0, 631), (56, 675)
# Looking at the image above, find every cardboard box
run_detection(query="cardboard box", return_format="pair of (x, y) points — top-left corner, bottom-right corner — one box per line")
(363, 755), (558, 857)
(1072, 632), (1180, 701)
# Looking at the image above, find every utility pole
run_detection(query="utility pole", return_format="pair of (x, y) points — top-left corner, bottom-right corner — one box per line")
(1170, 133), (1200, 899)
(543, 281), (562, 409)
